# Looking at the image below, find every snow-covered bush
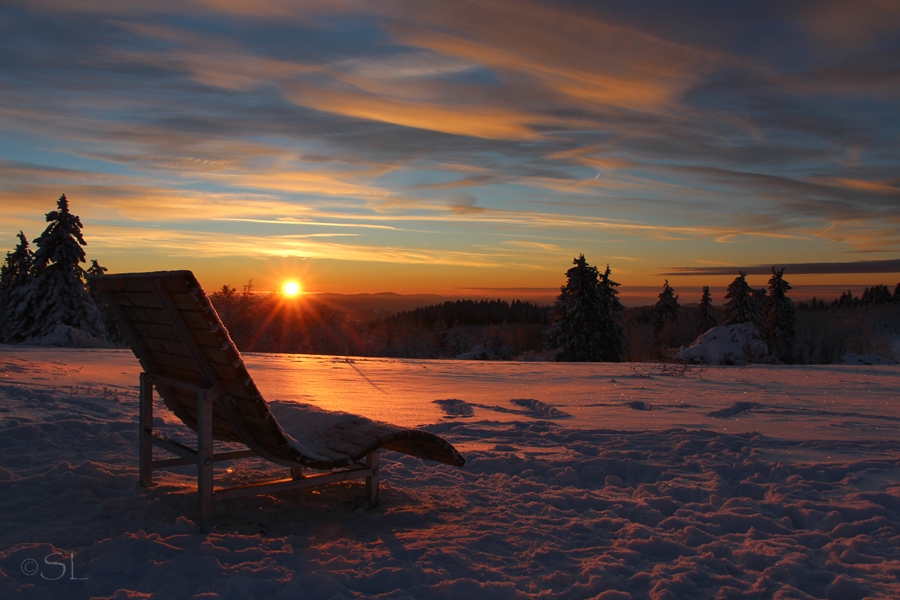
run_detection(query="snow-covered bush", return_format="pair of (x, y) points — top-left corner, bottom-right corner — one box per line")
(457, 345), (499, 360)
(676, 323), (769, 365)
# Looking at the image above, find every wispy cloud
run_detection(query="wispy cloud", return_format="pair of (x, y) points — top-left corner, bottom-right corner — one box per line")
(662, 259), (900, 277)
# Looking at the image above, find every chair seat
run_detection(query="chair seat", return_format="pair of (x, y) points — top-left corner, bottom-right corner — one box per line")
(268, 400), (463, 468)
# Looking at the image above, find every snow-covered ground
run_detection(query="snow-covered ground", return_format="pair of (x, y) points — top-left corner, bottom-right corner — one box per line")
(1, 346), (899, 599)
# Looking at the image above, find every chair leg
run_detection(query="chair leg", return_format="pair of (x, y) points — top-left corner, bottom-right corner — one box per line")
(366, 449), (380, 507)
(138, 373), (153, 487)
(197, 387), (215, 532)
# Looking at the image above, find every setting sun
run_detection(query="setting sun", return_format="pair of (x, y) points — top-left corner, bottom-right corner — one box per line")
(282, 280), (301, 296)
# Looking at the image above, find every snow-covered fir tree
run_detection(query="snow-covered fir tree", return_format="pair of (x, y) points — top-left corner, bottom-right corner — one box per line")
(595, 264), (626, 362)
(751, 287), (767, 334)
(764, 267), (795, 363)
(724, 272), (761, 329)
(0, 231), (33, 293)
(546, 255), (604, 361)
(0, 231), (35, 342)
(651, 279), (679, 352)
(694, 285), (717, 337)
(4, 195), (106, 343)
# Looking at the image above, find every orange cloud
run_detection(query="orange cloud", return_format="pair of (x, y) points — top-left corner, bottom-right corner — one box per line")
(285, 86), (541, 140)
(390, 0), (726, 113)
(811, 177), (900, 195)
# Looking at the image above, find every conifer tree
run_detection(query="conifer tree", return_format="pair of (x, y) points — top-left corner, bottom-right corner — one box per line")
(724, 272), (761, 329)
(836, 291), (857, 308)
(596, 264), (626, 362)
(651, 279), (679, 352)
(546, 255), (604, 361)
(5, 195), (105, 343)
(894, 282), (900, 302)
(751, 287), (767, 334)
(694, 285), (717, 337)
(764, 267), (795, 362)
(0, 232), (35, 342)
(861, 284), (892, 304)
(0, 232), (33, 293)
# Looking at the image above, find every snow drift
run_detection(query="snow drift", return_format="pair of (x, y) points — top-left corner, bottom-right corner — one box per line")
(676, 323), (769, 365)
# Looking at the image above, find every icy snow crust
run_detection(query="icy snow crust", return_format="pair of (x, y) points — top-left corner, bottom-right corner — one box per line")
(1, 347), (899, 599)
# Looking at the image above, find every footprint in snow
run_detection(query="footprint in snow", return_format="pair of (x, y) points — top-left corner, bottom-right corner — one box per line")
(509, 398), (571, 419)
(627, 400), (654, 411)
(707, 401), (760, 418)
(433, 399), (475, 418)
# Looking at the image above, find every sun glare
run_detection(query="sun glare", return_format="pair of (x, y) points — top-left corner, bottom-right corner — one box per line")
(282, 280), (301, 296)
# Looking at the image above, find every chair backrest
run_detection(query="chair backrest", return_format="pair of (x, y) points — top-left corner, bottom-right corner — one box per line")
(93, 271), (303, 466)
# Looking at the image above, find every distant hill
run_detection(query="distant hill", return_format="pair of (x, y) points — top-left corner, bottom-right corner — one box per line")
(300, 292), (461, 322)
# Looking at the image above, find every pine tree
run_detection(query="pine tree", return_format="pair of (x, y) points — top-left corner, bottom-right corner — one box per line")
(724, 272), (761, 329)
(764, 267), (795, 362)
(0, 232), (33, 293)
(894, 282), (900, 302)
(751, 287), (767, 334)
(861, 284), (892, 304)
(596, 264), (626, 362)
(651, 279), (679, 352)
(5, 195), (105, 343)
(694, 285), (717, 337)
(0, 232), (35, 342)
(546, 255), (604, 361)
(836, 291), (857, 308)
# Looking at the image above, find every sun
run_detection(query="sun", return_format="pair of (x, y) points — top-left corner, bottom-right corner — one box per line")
(282, 280), (302, 297)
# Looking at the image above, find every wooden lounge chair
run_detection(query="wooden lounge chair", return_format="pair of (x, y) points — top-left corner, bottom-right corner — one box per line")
(92, 270), (465, 530)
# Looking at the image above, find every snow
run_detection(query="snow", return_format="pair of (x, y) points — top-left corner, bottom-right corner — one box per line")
(841, 353), (896, 366)
(2, 346), (900, 599)
(27, 323), (107, 348)
(676, 323), (769, 366)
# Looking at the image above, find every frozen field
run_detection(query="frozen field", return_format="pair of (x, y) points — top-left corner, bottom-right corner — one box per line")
(1, 346), (899, 599)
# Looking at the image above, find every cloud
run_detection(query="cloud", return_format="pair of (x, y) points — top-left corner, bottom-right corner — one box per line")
(502, 241), (561, 252)
(799, 0), (900, 50)
(1, 0), (899, 286)
(662, 259), (900, 277)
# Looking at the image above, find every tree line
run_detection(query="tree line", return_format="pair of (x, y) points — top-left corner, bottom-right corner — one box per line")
(547, 255), (898, 364)
(1, 198), (896, 364)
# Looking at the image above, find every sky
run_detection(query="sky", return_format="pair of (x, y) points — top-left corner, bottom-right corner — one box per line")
(0, 0), (898, 303)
